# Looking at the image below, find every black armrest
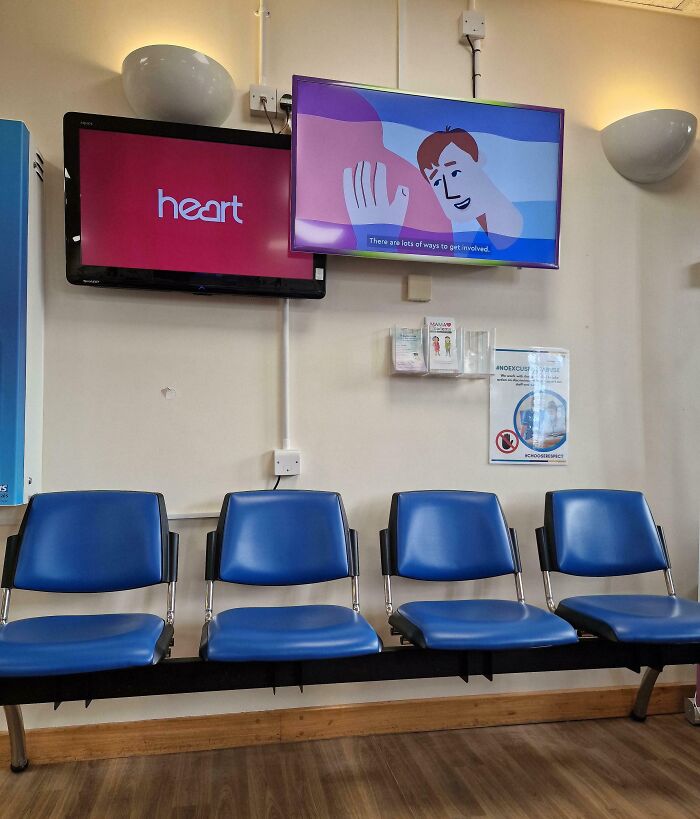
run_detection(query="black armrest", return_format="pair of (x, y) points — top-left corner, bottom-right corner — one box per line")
(349, 529), (360, 576)
(509, 528), (522, 573)
(1, 535), (19, 589)
(205, 531), (218, 581)
(536, 526), (555, 572)
(379, 528), (393, 576)
(657, 525), (671, 568)
(166, 532), (179, 582)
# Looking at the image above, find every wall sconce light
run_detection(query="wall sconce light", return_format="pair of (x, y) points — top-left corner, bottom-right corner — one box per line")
(122, 44), (234, 126)
(601, 109), (697, 184)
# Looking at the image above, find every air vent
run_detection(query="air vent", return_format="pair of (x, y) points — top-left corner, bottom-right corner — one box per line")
(33, 152), (44, 181)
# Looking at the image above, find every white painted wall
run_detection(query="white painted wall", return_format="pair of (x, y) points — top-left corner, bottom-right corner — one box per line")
(0, 0), (698, 729)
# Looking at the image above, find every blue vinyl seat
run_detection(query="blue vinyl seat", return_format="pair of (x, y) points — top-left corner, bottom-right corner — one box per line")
(200, 491), (381, 662)
(537, 490), (700, 643)
(381, 491), (578, 651)
(0, 491), (178, 676)
(0, 613), (167, 677)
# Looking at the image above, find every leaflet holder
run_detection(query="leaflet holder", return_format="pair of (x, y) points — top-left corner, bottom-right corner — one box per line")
(391, 326), (495, 379)
(462, 329), (495, 378)
(391, 326), (428, 375)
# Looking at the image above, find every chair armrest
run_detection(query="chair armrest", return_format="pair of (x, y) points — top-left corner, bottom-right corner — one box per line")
(379, 528), (393, 576)
(166, 532), (179, 583)
(509, 528), (522, 573)
(205, 531), (218, 581)
(657, 525), (671, 568)
(349, 529), (360, 577)
(1, 535), (19, 589)
(536, 526), (555, 572)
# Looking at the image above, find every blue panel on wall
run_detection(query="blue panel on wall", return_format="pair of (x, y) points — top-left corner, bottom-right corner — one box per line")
(0, 120), (30, 506)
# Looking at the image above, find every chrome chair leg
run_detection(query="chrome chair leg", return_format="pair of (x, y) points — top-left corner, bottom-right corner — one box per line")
(685, 665), (700, 725)
(3, 704), (28, 772)
(630, 667), (662, 722)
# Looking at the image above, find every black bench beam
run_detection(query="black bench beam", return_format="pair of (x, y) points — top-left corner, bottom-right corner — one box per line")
(1, 640), (697, 706)
(3, 640), (698, 772)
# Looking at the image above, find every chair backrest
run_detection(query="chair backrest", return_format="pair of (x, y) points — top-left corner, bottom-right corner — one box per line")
(213, 490), (353, 586)
(5, 491), (169, 592)
(387, 491), (518, 581)
(544, 490), (668, 577)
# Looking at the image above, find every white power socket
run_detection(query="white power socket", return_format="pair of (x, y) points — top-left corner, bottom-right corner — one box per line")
(460, 10), (485, 42)
(274, 449), (301, 476)
(250, 85), (278, 117)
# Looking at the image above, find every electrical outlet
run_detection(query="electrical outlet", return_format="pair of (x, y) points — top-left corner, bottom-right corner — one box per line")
(250, 85), (278, 117)
(274, 449), (301, 476)
(279, 92), (292, 114)
(460, 10), (485, 41)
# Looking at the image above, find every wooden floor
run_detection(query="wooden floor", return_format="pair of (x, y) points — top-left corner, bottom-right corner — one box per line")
(1, 714), (699, 818)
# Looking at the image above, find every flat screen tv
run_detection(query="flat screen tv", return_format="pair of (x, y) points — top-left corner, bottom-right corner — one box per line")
(291, 76), (564, 269)
(64, 112), (326, 298)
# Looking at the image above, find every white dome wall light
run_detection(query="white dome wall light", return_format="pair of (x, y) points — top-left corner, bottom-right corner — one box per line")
(122, 45), (235, 126)
(601, 109), (697, 184)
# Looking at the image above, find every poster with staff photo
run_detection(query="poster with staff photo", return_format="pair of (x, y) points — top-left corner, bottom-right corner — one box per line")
(489, 348), (569, 465)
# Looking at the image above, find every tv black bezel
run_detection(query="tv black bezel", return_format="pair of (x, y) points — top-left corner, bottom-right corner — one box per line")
(63, 112), (326, 299)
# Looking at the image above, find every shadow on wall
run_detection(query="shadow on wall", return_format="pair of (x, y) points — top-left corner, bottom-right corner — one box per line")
(684, 151), (700, 285)
(689, 263), (700, 288)
(42, 52), (127, 121)
(636, 137), (699, 600)
(643, 144), (700, 197)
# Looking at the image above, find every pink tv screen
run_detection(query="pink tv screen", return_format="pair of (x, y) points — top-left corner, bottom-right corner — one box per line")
(64, 114), (325, 298)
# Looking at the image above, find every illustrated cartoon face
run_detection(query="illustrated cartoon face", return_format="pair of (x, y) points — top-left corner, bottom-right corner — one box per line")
(422, 142), (483, 221)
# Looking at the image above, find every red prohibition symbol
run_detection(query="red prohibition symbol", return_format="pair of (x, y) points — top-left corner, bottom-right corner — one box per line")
(496, 429), (519, 454)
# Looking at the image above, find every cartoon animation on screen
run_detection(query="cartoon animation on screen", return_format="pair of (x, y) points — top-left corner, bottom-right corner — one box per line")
(343, 127), (523, 251)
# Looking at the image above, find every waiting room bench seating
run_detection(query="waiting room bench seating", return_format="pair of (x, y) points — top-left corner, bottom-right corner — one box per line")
(2, 487), (700, 772)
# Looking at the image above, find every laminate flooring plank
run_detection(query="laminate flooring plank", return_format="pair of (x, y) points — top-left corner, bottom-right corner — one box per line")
(1, 715), (699, 819)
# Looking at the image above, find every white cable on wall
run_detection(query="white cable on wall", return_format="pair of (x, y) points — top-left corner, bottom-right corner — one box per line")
(256, 1), (270, 86)
(281, 297), (291, 450)
(256, 1), (293, 453)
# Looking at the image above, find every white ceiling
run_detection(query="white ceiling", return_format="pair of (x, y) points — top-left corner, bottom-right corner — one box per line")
(585, 0), (700, 16)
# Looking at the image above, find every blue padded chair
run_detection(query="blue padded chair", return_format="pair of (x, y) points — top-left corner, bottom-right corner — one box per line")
(537, 490), (700, 643)
(380, 491), (578, 650)
(200, 490), (381, 662)
(0, 491), (178, 676)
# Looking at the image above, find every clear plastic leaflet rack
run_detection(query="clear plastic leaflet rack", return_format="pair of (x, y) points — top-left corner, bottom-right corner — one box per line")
(390, 326), (495, 378)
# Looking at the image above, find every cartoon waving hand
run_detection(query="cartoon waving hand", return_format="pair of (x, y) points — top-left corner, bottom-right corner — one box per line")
(343, 162), (409, 247)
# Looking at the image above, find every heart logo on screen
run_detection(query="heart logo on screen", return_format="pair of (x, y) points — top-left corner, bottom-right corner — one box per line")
(157, 189), (244, 224)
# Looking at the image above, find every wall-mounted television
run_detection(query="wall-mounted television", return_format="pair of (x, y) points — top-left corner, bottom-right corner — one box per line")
(64, 113), (326, 298)
(291, 76), (564, 269)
